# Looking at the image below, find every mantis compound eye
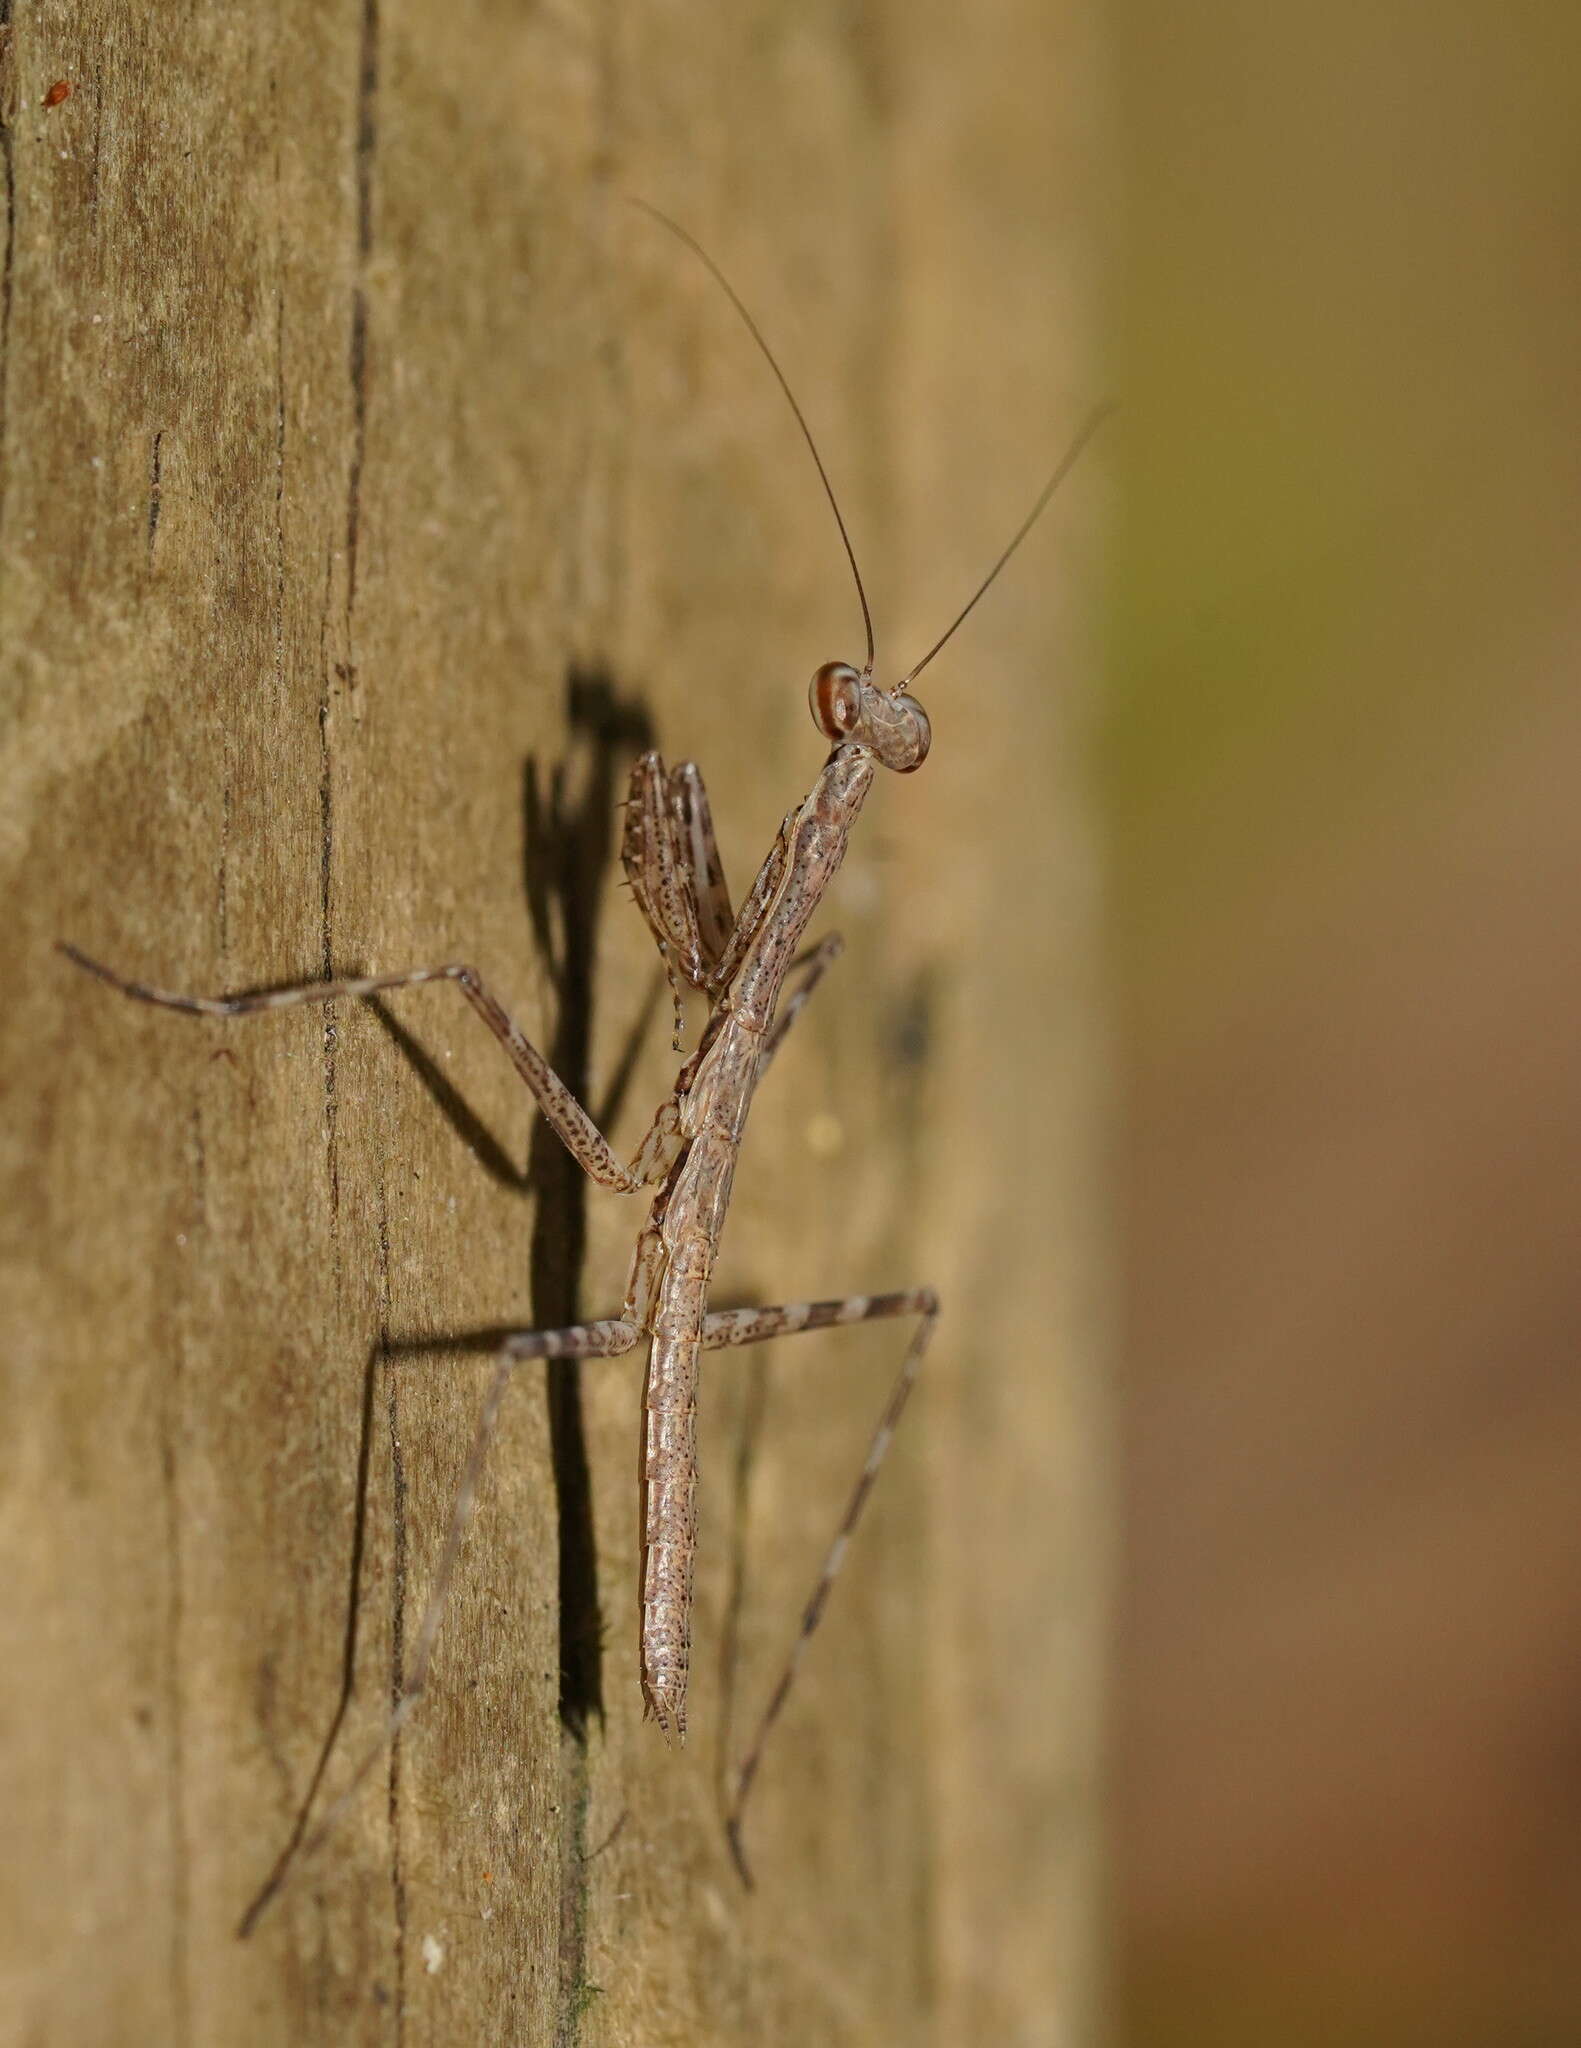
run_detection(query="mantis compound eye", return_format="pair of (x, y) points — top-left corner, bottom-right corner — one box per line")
(809, 662), (863, 739)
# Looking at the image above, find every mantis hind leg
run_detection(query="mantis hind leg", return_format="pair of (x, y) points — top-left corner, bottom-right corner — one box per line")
(699, 1286), (941, 1886)
(238, 1314), (640, 1935)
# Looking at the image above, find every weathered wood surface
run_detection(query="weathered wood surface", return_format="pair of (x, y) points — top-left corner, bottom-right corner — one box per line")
(0, 5), (1107, 2042)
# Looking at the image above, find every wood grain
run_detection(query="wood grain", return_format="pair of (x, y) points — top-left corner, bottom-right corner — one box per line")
(0, 4), (1106, 2041)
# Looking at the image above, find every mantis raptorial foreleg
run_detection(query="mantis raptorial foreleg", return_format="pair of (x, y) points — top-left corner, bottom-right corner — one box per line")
(624, 753), (736, 994)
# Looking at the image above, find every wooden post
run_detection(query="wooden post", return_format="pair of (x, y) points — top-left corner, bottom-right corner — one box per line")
(1, 4), (1107, 2040)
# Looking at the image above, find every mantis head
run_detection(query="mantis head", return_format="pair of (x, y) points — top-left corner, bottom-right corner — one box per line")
(809, 663), (932, 774)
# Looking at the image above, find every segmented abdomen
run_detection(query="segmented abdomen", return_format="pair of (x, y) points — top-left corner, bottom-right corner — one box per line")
(637, 1033), (756, 1740)
(639, 1231), (708, 1738)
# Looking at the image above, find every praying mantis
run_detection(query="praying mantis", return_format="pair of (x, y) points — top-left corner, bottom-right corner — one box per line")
(61, 207), (1105, 1896)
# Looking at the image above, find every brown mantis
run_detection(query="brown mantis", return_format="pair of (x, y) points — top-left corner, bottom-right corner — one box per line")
(62, 207), (1105, 1896)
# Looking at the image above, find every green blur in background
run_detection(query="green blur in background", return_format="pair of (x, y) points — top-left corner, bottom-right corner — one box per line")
(1107, 5), (1581, 2045)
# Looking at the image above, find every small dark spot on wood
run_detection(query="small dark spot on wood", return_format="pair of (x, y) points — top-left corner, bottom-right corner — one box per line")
(146, 431), (162, 557)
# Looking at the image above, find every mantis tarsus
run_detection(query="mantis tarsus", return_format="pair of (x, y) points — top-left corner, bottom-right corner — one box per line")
(62, 207), (1105, 1899)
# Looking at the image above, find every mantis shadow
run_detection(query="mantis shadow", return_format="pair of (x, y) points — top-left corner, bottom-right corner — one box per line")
(239, 667), (656, 1936)
(518, 668), (657, 1738)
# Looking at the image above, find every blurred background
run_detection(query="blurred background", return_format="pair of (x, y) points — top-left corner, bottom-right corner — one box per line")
(1106, 5), (1581, 2045)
